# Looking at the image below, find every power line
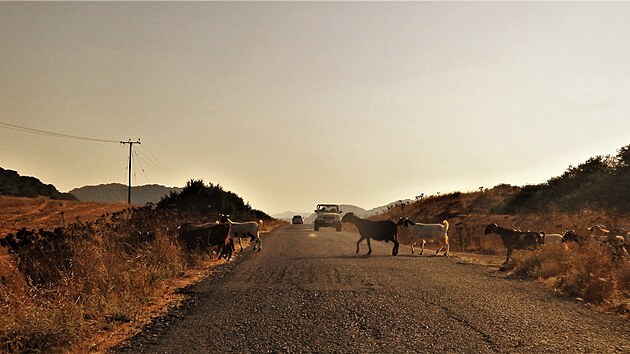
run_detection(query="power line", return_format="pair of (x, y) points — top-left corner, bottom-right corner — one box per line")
(1, 120), (181, 192)
(0, 121), (120, 143)
(133, 148), (150, 185)
(135, 148), (174, 180)
(136, 145), (182, 180)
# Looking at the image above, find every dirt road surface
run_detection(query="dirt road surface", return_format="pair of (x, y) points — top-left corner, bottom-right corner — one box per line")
(115, 224), (629, 353)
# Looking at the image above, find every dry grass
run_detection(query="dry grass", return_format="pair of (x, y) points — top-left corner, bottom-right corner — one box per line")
(0, 196), (132, 237)
(0, 196), (284, 352)
(505, 242), (628, 311)
(0, 197), (263, 352)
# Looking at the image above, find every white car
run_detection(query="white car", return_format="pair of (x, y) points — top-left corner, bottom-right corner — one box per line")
(292, 215), (304, 224)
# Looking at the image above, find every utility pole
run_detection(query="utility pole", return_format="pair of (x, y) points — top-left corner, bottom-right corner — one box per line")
(121, 139), (141, 204)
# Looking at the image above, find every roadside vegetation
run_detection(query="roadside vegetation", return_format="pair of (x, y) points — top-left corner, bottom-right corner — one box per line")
(2, 143), (630, 351)
(507, 242), (630, 313)
(0, 180), (278, 352)
(376, 143), (630, 316)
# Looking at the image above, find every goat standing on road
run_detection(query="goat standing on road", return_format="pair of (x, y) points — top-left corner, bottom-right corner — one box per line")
(219, 214), (262, 252)
(341, 212), (399, 256)
(396, 217), (449, 256)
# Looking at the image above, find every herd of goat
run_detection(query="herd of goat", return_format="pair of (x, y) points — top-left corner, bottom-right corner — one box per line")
(180, 212), (630, 264)
(177, 214), (262, 261)
(483, 223), (630, 263)
(340, 212), (629, 263)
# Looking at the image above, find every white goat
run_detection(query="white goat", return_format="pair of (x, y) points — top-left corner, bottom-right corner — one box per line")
(540, 232), (563, 244)
(219, 214), (262, 252)
(397, 217), (449, 256)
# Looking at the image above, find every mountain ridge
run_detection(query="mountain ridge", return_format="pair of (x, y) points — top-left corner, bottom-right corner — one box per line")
(69, 183), (182, 205)
(0, 167), (76, 200)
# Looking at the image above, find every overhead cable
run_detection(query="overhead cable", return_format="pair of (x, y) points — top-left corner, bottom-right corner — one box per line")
(0, 121), (120, 143)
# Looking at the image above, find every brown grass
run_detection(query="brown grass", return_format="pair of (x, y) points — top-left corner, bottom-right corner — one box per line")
(0, 197), (274, 352)
(0, 196), (132, 237)
(505, 242), (627, 309)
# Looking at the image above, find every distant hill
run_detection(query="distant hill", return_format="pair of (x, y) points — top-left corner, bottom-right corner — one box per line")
(69, 183), (182, 205)
(0, 167), (76, 200)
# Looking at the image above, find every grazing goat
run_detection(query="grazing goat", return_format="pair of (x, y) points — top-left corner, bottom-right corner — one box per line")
(540, 232), (563, 245)
(209, 223), (234, 260)
(341, 212), (399, 256)
(178, 222), (233, 259)
(178, 222), (209, 251)
(219, 214), (262, 252)
(598, 233), (630, 261)
(562, 230), (588, 245)
(396, 217), (449, 256)
(608, 237), (630, 261)
(484, 223), (543, 263)
(588, 225), (610, 238)
(589, 225), (630, 243)
(563, 229), (628, 260)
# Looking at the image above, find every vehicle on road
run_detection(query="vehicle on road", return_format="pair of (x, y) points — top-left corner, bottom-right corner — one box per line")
(313, 204), (342, 231)
(292, 215), (304, 224)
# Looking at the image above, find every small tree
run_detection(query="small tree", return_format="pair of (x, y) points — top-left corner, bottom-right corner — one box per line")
(157, 179), (271, 220)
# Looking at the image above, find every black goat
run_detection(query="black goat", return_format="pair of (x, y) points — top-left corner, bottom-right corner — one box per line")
(209, 223), (233, 260)
(341, 212), (399, 256)
(178, 222), (233, 260)
(561, 230), (587, 245)
(484, 223), (542, 263)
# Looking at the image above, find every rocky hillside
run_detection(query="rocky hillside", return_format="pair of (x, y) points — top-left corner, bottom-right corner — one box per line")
(70, 183), (182, 205)
(0, 167), (76, 200)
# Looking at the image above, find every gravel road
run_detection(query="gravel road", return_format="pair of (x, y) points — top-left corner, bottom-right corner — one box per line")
(115, 224), (630, 353)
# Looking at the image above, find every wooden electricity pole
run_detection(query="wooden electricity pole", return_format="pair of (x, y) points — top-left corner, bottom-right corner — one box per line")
(121, 139), (141, 204)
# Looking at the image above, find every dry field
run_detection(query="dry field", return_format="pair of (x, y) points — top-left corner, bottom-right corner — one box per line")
(0, 196), (134, 237)
(0, 196), (135, 294)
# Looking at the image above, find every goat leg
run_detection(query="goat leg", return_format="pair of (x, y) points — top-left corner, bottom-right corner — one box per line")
(356, 237), (364, 254)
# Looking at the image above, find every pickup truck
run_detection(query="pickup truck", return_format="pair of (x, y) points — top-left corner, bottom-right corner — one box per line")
(313, 204), (342, 231)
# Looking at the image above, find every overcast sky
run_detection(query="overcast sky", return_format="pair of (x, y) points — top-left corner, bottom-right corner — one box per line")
(1, 2), (629, 215)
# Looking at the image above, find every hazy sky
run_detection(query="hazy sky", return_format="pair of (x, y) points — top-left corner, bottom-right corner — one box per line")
(1, 2), (629, 215)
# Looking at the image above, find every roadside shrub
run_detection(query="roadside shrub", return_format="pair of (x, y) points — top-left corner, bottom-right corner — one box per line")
(1, 228), (73, 286)
(511, 243), (572, 278)
(511, 241), (622, 304)
(0, 206), (204, 352)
